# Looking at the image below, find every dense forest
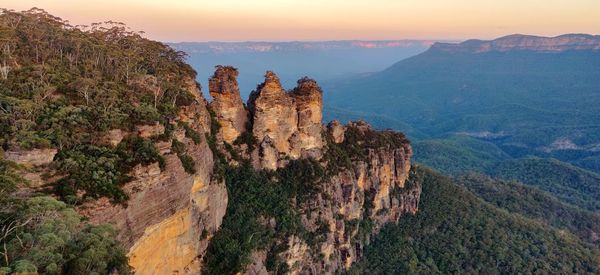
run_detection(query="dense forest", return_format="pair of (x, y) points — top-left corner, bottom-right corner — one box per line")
(458, 173), (600, 247)
(349, 167), (600, 274)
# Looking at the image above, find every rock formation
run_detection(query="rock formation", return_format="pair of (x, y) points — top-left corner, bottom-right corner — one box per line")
(209, 66), (248, 143)
(289, 77), (324, 159)
(266, 121), (417, 273)
(248, 71), (299, 167)
(76, 81), (227, 274)
(246, 71), (325, 169)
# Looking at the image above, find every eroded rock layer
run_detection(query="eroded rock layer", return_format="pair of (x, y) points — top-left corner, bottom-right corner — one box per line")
(209, 66), (248, 143)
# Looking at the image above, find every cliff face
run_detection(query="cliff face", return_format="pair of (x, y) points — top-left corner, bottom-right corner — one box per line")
(270, 121), (418, 274)
(77, 78), (227, 274)
(432, 34), (600, 53)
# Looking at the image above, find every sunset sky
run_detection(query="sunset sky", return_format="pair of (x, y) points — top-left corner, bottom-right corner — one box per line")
(3, 0), (600, 42)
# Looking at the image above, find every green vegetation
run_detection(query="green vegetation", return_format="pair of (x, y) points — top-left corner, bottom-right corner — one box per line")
(348, 166), (600, 274)
(0, 8), (197, 200)
(412, 135), (511, 174)
(202, 159), (325, 275)
(324, 123), (410, 175)
(0, 8), (196, 151)
(412, 134), (600, 212)
(0, 157), (130, 274)
(458, 172), (600, 247)
(178, 154), (196, 174)
(488, 157), (600, 211)
(0, 9), (206, 272)
(54, 136), (164, 204)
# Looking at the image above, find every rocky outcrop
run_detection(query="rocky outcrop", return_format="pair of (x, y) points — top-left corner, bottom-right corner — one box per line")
(432, 34), (600, 53)
(289, 77), (324, 159)
(327, 120), (345, 144)
(248, 71), (299, 167)
(209, 66), (248, 143)
(13, 65), (418, 275)
(4, 148), (57, 167)
(246, 71), (324, 170)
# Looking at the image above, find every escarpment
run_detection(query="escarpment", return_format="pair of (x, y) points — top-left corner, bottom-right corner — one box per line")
(74, 79), (227, 274)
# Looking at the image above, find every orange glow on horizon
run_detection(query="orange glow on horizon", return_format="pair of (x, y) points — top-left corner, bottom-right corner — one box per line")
(3, 0), (600, 42)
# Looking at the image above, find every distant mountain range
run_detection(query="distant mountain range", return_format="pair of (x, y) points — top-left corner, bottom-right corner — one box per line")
(432, 34), (600, 53)
(171, 40), (440, 54)
(170, 40), (441, 97)
(323, 34), (600, 170)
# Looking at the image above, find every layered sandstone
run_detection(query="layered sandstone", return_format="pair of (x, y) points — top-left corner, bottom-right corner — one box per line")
(289, 77), (324, 159)
(246, 71), (325, 169)
(76, 81), (226, 275)
(209, 66), (248, 143)
(248, 71), (299, 162)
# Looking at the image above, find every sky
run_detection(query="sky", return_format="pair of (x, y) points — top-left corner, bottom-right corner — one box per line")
(3, 0), (600, 42)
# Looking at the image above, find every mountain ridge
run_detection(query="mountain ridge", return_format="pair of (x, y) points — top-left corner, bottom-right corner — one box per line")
(430, 33), (600, 53)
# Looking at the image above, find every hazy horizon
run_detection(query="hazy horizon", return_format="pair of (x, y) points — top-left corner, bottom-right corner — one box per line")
(3, 0), (600, 42)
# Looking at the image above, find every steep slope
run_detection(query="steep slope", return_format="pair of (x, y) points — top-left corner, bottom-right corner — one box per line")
(349, 167), (600, 274)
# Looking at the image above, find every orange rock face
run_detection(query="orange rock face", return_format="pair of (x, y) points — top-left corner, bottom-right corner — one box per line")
(246, 71), (325, 169)
(209, 66), (248, 143)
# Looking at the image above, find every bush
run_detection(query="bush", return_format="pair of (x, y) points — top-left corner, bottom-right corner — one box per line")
(178, 154), (196, 174)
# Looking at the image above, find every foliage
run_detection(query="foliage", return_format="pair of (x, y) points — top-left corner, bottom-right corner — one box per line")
(458, 172), (600, 247)
(178, 154), (196, 174)
(0, 8), (196, 150)
(412, 135), (511, 175)
(182, 122), (202, 145)
(232, 121), (257, 152)
(54, 145), (130, 203)
(488, 157), (600, 211)
(117, 135), (165, 170)
(348, 166), (600, 274)
(0, 161), (130, 274)
(203, 159), (325, 274)
(54, 136), (163, 204)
